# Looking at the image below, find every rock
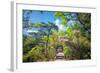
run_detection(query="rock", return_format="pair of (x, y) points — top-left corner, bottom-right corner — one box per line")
(56, 52), (65, 59)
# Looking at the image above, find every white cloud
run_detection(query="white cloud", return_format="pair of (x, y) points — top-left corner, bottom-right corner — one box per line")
(55, 19), (60, 26)
(55, 19), (65, 31)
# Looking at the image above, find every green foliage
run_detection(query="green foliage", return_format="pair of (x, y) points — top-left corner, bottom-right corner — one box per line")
(55, 12), (67, 25)
(23, 11), (91, 62)
(23, 46), (46, 62)
(30, 23), (45, 28)
(77, 13), (91, 34)
(66, 27), (74, 40)
(63, 46), (72, 56)
(23, 36), (35, 54)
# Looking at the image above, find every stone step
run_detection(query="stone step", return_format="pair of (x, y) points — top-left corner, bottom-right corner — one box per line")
(56, 52), (65, 59)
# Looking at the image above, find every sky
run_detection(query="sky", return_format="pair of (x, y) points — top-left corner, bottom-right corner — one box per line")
(23, 10), (78, 35)
(23, 10), (67, 33)
(29, 10), (56, 24)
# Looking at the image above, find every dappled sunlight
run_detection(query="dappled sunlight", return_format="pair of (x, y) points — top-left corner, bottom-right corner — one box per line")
(23, 10), (91, 62)
(55, 19), (66, 31)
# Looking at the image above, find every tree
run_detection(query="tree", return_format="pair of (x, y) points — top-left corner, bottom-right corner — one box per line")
(54, 11), (91, 60)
